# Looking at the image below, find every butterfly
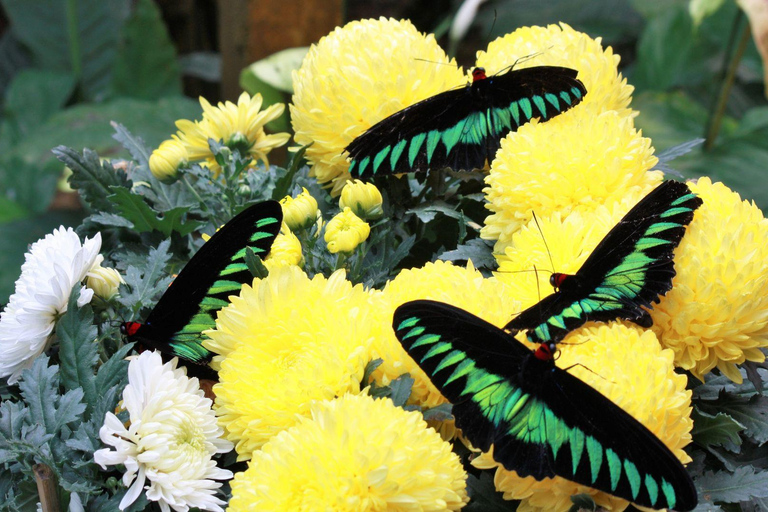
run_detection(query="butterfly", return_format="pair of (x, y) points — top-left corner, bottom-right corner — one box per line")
(345, 66), (587, 178)
(506, 179), (702, 358)
(121, 200), (283, 380)
(393, 300), (698, 511)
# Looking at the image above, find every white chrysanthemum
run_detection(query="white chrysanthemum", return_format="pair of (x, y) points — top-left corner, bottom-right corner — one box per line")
(0, 227), (102, 383)
(94, 351), (233, 512)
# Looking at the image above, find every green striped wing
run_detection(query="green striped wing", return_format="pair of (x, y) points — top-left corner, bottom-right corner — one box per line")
(506, 180), (702, 345)
(346, 66), (586, 177)
(393, 300), (697, 511)
(127, 201), (283, 370)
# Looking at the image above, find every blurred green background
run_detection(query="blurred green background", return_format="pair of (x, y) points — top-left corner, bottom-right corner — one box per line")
(0, 0), (766, 304)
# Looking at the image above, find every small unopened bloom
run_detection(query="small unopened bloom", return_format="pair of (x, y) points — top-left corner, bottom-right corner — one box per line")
(86, 265), (124, 301)
(149, 136), (187, 182)
(280, 188), (318, 230)
(339, 179), (383, 220)
(324, 207), (370, 254)
(264, 225), (303, 271)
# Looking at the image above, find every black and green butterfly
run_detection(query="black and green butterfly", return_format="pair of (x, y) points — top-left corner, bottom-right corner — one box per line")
(506, 179), (702, 358)
(121, 200), (283, 380)
(393, 300), (698, 510)
(345, 66), (587, 178)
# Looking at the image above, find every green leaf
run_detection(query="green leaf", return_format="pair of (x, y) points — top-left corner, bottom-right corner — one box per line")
(0, 32), (30, 104)
(2, 69), (75, 141)
(633, 91), (713, 151)
(86, 212), (134, 229)
(107, 187), (202, 236)
(56, 289), (98, 414)
(696, 466), (768, 503)
(111, 0), (181, 99)
(0, 156), (62, 215)
(408, 201), (464, 223)
(245, 247), (269, 279)
(362, 359), (383, 386)
(95, 343), (133, 394)
(691, 409), (744, 449)
(421, 403), (453, 422)
(689, 0), (727, 27)
(110, 122), (151, 167)
(464, 472), (511, 511)
(17, 357), (85, 434)
(272, 145), (310, 201)
(389, 373), (414, 407)
(711, 394), (768, 445)
(118, 239), (172, 311)
(53, 146), (131, 213)
(569, 493), (597, 512)
(242, 47), (308, 94)
(439, 238), (496, 270)
(1, 0), (128, 100)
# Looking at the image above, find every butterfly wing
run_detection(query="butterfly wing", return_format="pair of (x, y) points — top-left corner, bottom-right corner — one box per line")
(393, 300), (697, 511)
(506, 180), (702, 344)
(127, 200), (283, 368)
(345, 66), (586, 177)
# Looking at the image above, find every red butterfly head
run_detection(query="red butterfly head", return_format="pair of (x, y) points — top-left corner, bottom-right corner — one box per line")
(533, 341), (557, 361)
(549, 272), (570, 291)
(472, 67), (487, 82)
(121, 322), (142, 337)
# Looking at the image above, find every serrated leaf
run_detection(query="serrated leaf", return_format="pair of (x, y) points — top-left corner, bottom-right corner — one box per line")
(111, 0), (181, 100)
(744, 361), (768, 395)
(389, 374), (414, 407)
(408, 201), (463, 223)
(95, 343), (133, 394)
(697, 466), (768, 502)
(86, 212), (135, 229)
(691, 409), (744, 449)
(272, 144), (310, 201)
(56, 290), (98, 413)
(117, 239), (172, 310)
(53, 146), (132, 212)
(362, 359), (383, 386)
(657, 138), (705, 164)
(701, 393), (768, 445)
(422, 403), (453, 422)
(110, 122), (151, 167)
(245, 247), (269, 279)
(464, 472), (510, 511)
(0, 400), (29, 441)
(108, 187), (202, 236)
(439, 238), (497, 269)
(17, 357), (59, 431)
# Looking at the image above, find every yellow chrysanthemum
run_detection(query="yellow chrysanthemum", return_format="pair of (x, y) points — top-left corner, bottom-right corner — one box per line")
(149, 136), (187, 182)
(494, 195), (650, 308)
(203, 266), (382, 459)
(263, 224), (303, 271)
(339, 179), (384, 220)
(650, 177), (768, 382)
(482, 108), (662, 254)
(228, 394), (468, 511)
(375, 261), (520, 412)
(291, 18), (465, 195)
(476, 22), (633, 118)
(280, 187), (319, 231)
(473, 324), (693, 512)
(176, 92), (290, 177)
(324, 207), (371, 254)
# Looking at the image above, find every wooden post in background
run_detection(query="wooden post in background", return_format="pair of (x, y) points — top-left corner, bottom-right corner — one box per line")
(218, 0), (344, 101)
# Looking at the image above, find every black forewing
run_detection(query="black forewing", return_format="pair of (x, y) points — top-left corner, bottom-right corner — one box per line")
(394, 300), (697, 511)
(134, 200), (283, 365)
(506, 180), (702, 344)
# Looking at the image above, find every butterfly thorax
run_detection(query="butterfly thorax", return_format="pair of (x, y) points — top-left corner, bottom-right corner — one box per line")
(550, 272), (580, 293)
(121, 321), (142, 337)
(471, 67), (487, 82)
(533, 341), (557, 361)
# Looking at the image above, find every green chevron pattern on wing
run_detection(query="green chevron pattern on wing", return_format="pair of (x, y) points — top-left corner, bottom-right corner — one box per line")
(396, 314), (671, 508)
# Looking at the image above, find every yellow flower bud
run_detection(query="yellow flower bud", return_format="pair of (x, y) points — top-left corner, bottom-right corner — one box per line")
(149, 136), (187, 183)
(324, 207), (370, 254)
(264, 225), (303, 271)
(339, 180), (383, 220)
(86, 265), (124, 300)
(280, 188), (319, 231)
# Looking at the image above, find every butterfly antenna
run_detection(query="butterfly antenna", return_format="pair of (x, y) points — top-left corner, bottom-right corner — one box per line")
(414, 57), (460, 68)
(532, 211), (557, 274)
(533, 264), (541, 302)
(511, 46), (554, 69)
(483, 8), (497, 47)
(562, 362), (615, 384)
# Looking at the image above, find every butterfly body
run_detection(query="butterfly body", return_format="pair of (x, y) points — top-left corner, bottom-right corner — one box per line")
(121, 200), (283, 379)
(345, 66), (587, 177)
(393, 300), (697, 510)
(506, 180), (702, 345)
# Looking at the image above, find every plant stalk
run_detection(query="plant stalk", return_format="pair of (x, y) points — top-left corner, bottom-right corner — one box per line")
(65, 0), (82, 84)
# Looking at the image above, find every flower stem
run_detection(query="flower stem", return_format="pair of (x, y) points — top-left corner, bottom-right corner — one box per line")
(704, 12), (751, 151)
(66, 0), (82, 99)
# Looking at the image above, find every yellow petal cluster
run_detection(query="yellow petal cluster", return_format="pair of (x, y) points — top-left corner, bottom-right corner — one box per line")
(291, 18), (465, 195)
(473, 324), (693, 512)
(339, 179), (384, 220)
(148, 136), (187, 182)
(482, 107), (662, 254)
(203, 266), (381, 459)
(228, 394), (468, 511)
(375, 261), (520, 412)
(263, 224), (303, 272)
(650, 177), (768, 382)
(280, 187), (319, 231)
(476, 22), (634, 118)
(175, 92), (290, 177)
(324, 207), (370, 254)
